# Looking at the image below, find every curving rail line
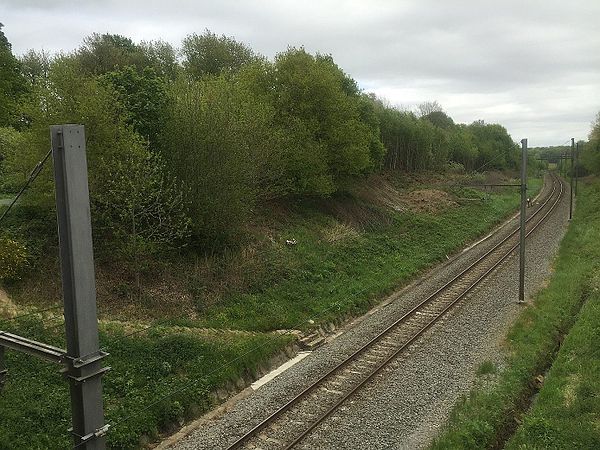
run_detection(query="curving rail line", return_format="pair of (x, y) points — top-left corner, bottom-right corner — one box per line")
(227, 173), (565, 450)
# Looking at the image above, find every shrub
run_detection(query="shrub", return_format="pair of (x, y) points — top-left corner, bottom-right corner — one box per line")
(0, 236), (28, 281)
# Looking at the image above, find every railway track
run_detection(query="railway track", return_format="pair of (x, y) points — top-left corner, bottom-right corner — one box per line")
(227, 173), (565, 450)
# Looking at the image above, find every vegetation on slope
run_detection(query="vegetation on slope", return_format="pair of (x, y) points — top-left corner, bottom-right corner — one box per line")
(0, 174), (539, 448)
(0, 24), (555, 449)
(430, 176), (600, 450)
(0, 317), (292, 449)
(0, 27), (535, 272)
(505, 177), (600, 449)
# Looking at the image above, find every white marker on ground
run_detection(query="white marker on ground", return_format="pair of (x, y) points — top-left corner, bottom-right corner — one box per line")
(251, 351), (312, 390)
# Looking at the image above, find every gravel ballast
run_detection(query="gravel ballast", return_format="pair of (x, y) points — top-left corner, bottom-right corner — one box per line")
(164, 175), (570, 450)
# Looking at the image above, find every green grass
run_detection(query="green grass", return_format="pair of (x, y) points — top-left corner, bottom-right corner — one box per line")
(505, 182), (600, 449)
(185, 184), (535, 332)
(477, 360), (498, 376)
(0, 174), (541, 449)
(431, 176), (600, 450)
(0, 193), (14, 208)
(0, 319), (292, 449)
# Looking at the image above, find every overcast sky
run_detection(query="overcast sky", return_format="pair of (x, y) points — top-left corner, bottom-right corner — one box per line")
(3, 0), (599, 146)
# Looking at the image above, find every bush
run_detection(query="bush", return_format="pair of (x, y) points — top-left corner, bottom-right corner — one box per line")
(0, 236), (28, 281)
(162, 75), (272, 247)
(0, 126), (24, 192)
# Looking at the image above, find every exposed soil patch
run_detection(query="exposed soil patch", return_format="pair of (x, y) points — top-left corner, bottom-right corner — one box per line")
(321, 223), (360, 244)
(0, 287), (19, 318)
(404, 189), (458, 213)
(355, 177), (406, 212)
(354, 174), (460, 214)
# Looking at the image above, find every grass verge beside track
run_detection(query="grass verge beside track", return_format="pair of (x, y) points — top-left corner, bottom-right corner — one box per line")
(431, 176), (600, 450)
(0, 176), (542, 449)
(179, 179), (542, 332)
(0, 319), (293, 449)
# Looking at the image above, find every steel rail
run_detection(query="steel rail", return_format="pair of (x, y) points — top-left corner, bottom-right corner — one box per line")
(282, 173), (564, 449)
(227, 173), (564, 450)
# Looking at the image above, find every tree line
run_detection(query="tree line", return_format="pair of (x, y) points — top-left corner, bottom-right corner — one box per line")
(0, 26), (527, 272)
(532, 112), (600, 178)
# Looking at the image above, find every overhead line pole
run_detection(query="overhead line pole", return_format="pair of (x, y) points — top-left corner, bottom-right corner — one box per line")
(0, 126), (108, 448)
(569, 138), (574, 220)
(575, 141), (579, 196)
(518, 138), (527, 304)
(52, 125), (108, 449)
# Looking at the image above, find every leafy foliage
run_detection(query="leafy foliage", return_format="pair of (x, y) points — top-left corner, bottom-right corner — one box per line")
(0, 126), (23, 190)
(270, 49), (383, 191)
(580, 112), (600, 174)
(76, 33), (148, 75)
(162, 75), (271, 246)
(4, 54), (189, 270)
(0, 236), (28, 281)
(2, 28), (527, 255)
(182, 30), (258, 78)
(93, 150), (191, 269)
(0, 23), (28, 127)
(101, 66), (168, 147)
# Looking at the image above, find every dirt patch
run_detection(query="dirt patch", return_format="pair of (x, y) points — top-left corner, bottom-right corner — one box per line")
(354, 174), (459, 215)
(322, 223), (360, 244)
(404, 189), (458, 213)
(483, 170), (514, 185)
(356, 178), (406, 212)
(0, 287), (19, 318)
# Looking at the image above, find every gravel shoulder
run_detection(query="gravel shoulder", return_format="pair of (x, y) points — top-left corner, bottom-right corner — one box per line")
(164, 175), (570, 450)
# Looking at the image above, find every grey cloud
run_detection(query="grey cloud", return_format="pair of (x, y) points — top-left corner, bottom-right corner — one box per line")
(2, 0), (599, 145)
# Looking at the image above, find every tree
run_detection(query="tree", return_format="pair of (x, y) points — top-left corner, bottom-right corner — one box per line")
(161, 75), (273, 247)
(182, 30), (258, 79)
(581, 112), (600, 174)
(417, 100), (443, 117)
(448, 126), (478, 171)
(589, 112), (600, 150)
(20, 49), (51, 88)
(468, 121), (518, 170)
(0, 126), (22, 190)
(270, 48), (381, 192)
(0, 23), (28, 127)
(422, 110), (455, 129)
(76, 33), (148, 75)
(101, 66), (168, 148)
(139, 40), (179, 80)
(4, 55), (189, 264)
(93, 150), (190, 293)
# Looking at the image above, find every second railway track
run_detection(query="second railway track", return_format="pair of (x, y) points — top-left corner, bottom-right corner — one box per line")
(227, 173), (565, 450)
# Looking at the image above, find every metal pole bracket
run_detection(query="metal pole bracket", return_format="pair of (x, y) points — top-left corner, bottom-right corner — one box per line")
(0, 331), (67, 364)
(70, 424), (111, 445)
(63, 366), (111, 384)
(70, 350), (110, 369)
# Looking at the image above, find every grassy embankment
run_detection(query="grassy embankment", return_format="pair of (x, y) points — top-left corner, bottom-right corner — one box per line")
(0, 174), (540, 449)
(431, 176), (600, 449)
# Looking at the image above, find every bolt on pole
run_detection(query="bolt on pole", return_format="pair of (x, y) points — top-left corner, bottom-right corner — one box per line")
(518, 138), (527, 304)
(569, 138), (574, 220)
(51, 125), (108, 450)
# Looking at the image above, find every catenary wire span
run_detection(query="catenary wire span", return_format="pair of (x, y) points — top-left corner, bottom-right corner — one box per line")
(97, 168), (565, 446)
(89, 148), (552, 445)
(0, 304), (63, 326)
(0, 149), (52, 225)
